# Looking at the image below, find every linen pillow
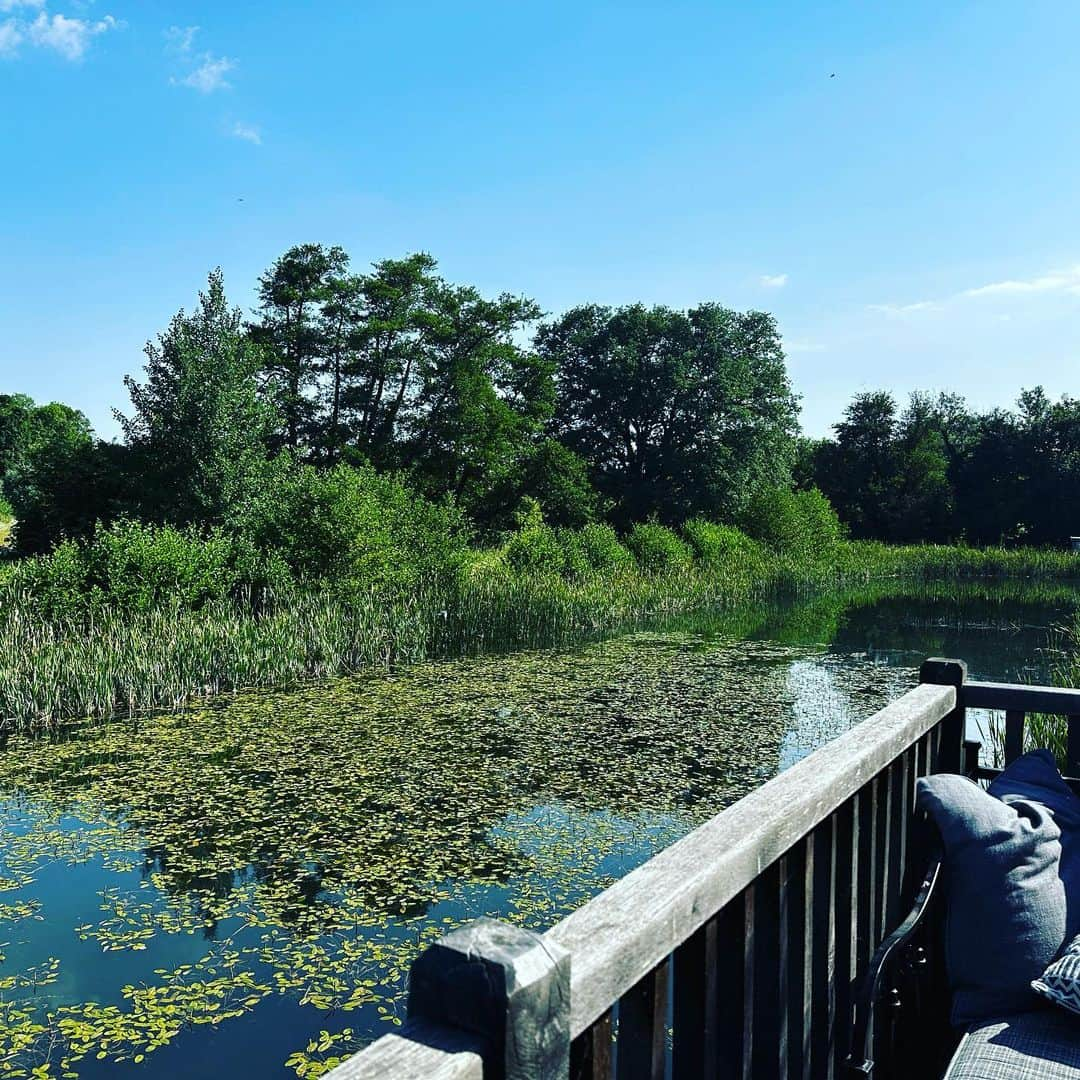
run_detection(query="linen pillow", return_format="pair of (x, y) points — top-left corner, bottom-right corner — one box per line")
(1033, 931), (1080, 1016)
(990, 749), (1080, 940)
(916, 773), (1065, 1026)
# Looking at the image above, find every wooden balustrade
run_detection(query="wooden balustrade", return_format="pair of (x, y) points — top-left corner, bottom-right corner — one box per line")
(961, 679), (1080, 780)
(333, 656), (1080, 1079)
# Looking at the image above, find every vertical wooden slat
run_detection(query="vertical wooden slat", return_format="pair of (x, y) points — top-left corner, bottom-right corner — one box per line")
(1004, 710), (1025, 764)
(782, 842), (808, 1080)
(807, 816), (836, 1080)
(895, 750), (912, 914)
(672, 917), (718, 1078)
(1067, 716), (1080, 779)
(572, 1012), (613, 1080)
(778, 854), (790, 1080)
(751, 861), (782, 1080)
(742, 885), (755, 1080)
(915, 731), (930, 782)
(875, 770), (891, 941)
(963, 738), (981, 777)
(920, 659), (967, 774)
(703, 918), (719, 1078)
(715, 896), (746, 1079)
(855, 782), (876, 970)
(833, 798), (856, 1077)
(851, 785), (875, 1072)
(882, 757), (907, 934)
(616, 962), (668, 1080)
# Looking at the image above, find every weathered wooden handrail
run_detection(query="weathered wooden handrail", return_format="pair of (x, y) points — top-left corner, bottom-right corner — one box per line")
(962, 678), (1080, 780)
(547, 680), (958, 1039)
(329, 659), (970, 1079)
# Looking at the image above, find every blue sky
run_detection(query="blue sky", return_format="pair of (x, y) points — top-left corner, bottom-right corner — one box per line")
(1, 0), (1078, 438)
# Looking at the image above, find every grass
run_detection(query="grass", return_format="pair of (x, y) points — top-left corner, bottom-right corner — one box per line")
(1, 535), (1078, 733)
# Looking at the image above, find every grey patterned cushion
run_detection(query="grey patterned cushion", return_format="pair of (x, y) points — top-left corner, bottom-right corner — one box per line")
(1035, 932), (1080, 1016)
(944, 1010), (1080, 1079)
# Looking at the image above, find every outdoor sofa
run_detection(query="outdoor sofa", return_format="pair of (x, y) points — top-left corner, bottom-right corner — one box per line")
(850, 748), (1080, 1080)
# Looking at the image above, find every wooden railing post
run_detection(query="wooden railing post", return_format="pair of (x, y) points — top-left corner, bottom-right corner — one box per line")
(918, 658), (967, 774)
(408, 917), (571, 1080)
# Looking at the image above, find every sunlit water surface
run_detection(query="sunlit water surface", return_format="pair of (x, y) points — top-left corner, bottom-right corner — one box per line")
(0, 583), (1074, 1077)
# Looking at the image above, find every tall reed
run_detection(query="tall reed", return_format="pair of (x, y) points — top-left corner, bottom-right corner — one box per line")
(1, 537), (1077, 732)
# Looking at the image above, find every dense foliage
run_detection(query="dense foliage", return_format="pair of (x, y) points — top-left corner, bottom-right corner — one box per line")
(802, 388), (1080, 545)
(538, 303), (799, 525)
(0, 242), (1077, 731)
(0, 245), (806, 553)
(3, 243), (1073, 561)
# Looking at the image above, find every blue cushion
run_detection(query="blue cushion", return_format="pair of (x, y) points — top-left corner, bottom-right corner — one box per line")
(991, 750), (1080, 939)
(916, 773), (1065, 1026)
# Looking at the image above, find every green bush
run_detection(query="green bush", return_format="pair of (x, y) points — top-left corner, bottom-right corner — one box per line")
(504, 524), (567, 577)
(0, 493), (13, 549)
(794, 487), (846, 557)
(505, 523), (633, 581)
(8, 519), (292, 618)
(682, 519), (766, 568)
(625, 522), (693, 572)
(237, 460), (470, 593)
(573, 523), (634, 573)
(740, 487), (844, 560)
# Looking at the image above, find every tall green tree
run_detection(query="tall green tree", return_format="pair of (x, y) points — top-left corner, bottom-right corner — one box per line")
(538, 303), (799, 525)
(0, 393), (100, 551)
(118, 270), (277, 527)
(405, 280), (550, 528)
(339, 253), (438, 466)
(249, 243), (348, 453)
(811, 391), (954, 541)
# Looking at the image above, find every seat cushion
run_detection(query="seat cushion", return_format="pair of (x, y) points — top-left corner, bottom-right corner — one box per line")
(944, 1010), (1080, 1080)
(916, 773), (1066, 1026)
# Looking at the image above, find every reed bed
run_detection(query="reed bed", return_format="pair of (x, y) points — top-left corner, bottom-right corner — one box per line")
(1, 538), (1077, 733)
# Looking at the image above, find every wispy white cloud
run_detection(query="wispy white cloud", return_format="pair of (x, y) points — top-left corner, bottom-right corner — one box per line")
(164, 24), (199, 55)
(785, 339), (826, 354)
(0, 19), (21, 53)
(760, 273), (788, 289)
(961, 266), (1080, 298)
(230, 121), (261, 145)
(869, 264), (1080, 317)
(173, 52), (233, 92)
(27, 11), (120, 60)
(866, 300), (941, 317)
(0, 5), (120, 60)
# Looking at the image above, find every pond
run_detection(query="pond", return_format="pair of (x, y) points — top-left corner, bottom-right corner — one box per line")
(0, 582), (1074, 1078)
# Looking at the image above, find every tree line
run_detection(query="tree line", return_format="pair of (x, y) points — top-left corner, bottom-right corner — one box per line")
(0, 242), (1075, 555)
(799, 388), (1080, 546)
(0, 245), (798, 552)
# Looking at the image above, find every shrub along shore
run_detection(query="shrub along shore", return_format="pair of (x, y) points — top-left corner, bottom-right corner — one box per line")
(2, 483), (1078, 733)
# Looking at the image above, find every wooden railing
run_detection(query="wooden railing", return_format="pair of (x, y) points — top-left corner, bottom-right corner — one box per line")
(963, 678), (1080, 781)
(328, 658), (973, 1080)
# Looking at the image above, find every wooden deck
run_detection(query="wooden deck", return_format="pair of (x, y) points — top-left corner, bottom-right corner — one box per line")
(328, 659), (1080, 1080)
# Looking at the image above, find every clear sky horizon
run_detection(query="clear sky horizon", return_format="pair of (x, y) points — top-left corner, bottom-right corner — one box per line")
(1, 0), (1078, 440)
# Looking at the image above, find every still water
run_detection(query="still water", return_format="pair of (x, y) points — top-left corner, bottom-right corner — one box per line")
(0, 583), (1074, 1077)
